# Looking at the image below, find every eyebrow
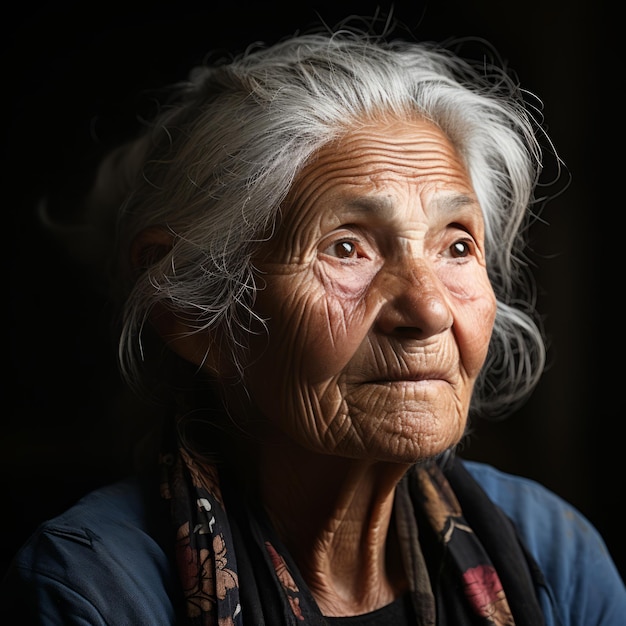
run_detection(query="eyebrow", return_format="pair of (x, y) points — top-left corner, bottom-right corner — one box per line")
(434, 193), (482, 218)
(344, 195), (395, 217)
(344, 192), (479, 217)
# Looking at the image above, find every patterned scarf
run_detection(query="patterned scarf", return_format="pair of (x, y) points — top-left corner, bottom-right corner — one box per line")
(160, 445), (546, 625)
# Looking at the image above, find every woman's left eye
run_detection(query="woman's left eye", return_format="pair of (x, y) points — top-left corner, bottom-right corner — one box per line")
(449, 239), (472, 258)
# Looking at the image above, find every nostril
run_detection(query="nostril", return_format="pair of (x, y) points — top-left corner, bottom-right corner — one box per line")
(396, 326), (421, 335)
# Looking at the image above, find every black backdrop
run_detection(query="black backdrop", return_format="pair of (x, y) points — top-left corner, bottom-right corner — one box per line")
(5, 0), (621, 581)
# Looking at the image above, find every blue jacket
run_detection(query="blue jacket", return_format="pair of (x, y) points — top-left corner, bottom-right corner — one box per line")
(2, 460), (624, 625)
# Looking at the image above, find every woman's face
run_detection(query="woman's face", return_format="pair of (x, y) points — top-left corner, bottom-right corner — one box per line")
(236, 116), (496, 463)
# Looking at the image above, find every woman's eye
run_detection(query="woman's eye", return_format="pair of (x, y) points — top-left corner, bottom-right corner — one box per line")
(325, 239), (358, 259)
(450, 239), (472, 258)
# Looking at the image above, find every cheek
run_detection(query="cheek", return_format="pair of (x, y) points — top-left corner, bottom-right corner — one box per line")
(437, 264), (496, 379)
(310, 272), (380, 376)
(455, 287), (497, 378)
(241, 270), (384, 451)
(256, 271), (375, 383)
(242, 273), (376, 448)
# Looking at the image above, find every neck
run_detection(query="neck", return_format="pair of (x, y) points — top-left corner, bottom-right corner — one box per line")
(250, 434), (412, 617)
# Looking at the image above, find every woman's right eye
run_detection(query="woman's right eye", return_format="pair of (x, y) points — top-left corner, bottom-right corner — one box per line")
(327, 240), (358, 259)
(319, 227), (376, 264)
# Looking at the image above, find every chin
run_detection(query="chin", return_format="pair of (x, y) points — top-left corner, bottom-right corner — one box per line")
(364, 413), (466, 462)
(336, 436), (459, 466)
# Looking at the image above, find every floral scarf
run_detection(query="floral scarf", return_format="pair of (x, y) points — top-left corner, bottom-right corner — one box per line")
(160, 446), (546, 625)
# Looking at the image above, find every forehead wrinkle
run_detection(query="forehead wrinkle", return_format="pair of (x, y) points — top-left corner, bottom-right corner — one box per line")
(287, 155), (463, 220)
(315, 143), (463, 172)
(282, 121), (474, 229)
(286, 169), (367, 216)
(293, 122), (464, 187)
(294, 150), (469, 206)
(338, 122), (464, 161)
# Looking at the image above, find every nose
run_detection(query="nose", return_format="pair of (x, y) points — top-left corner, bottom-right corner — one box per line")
(375, 260), (453, 339)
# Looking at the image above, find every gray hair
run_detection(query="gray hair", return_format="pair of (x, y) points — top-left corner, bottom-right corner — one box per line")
(86, 25), (555, 419)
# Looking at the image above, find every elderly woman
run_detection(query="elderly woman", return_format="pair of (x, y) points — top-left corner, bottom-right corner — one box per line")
(2, 21), (624, 626)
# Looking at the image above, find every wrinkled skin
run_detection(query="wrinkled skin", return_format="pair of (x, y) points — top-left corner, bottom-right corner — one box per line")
(163, 115), (497, 615)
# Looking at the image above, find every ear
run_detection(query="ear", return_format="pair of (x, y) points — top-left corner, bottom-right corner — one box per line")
(130, 227), (226, 376)
(130, 225), (174, 271)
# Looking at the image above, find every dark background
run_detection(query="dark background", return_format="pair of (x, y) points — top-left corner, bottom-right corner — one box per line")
(5, 0), (621, 582)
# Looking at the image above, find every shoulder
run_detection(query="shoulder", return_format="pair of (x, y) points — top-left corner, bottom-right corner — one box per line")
(461, 459), (626, 626)
(1, 473), (181, 625)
